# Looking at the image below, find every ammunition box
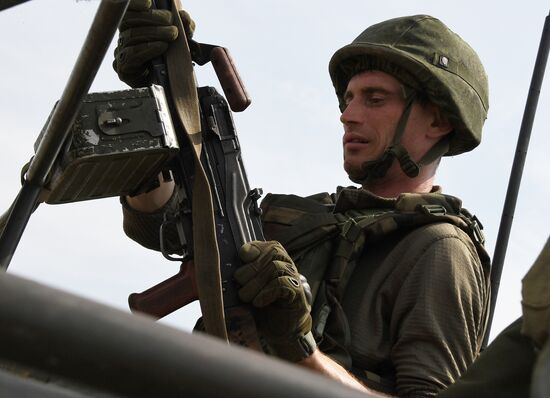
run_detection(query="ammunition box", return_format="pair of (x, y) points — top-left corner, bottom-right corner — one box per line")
(35, 85), (179, 204)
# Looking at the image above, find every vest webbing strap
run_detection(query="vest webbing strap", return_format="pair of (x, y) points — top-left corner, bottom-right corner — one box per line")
(277, 213), (342, 250)
(166, 0), (227, 341)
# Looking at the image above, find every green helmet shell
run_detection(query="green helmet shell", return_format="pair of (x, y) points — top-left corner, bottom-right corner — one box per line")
(329, 15), (489, 155)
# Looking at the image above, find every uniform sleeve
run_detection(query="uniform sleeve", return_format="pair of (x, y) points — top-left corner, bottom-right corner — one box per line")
(120, 190), (182, 253)
(436, 317), (534, 398)
(390, 225), (489, 398)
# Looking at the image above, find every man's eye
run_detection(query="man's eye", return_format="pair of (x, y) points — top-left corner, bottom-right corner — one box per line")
(343, 96), (352, 106)
(367, 96), (384, 105)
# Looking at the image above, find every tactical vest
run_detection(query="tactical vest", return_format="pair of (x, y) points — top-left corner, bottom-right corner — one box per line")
(260, 187), (491, 393)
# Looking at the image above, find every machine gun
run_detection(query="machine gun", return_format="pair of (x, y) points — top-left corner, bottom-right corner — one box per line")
(0, 0), (264, 343)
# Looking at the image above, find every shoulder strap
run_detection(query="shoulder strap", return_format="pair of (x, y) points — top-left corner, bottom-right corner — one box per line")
(260, 192), (341, 254)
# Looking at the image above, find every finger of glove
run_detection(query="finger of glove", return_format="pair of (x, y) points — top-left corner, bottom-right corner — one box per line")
(115, 42), (169, 74)
(120, 10), (173, 31)
(117, 69), (150, 88)
(178, 9), (196, 39)
(238, 241), (263, 264)
(239, 241), (291, 265)
(299, 274), (313, 305)
(234, 242), (298, 285)
(237, 260), (294, 303)
(235, 254), (297, 286)
(252, 276), (300, 308)
(127, 0), (152, 12)
(119, 25), (178, 48)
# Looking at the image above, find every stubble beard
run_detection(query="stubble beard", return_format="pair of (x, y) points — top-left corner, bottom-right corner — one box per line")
(343, 158), (368, 183)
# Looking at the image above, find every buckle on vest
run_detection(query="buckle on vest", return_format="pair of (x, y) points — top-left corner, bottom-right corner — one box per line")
(340, 218), (362, 242)
(313, 304), (331, 339)
(418, 204), (447, 216)
(469, 215), (485, 245)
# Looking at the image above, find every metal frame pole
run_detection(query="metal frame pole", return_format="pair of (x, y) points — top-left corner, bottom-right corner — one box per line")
(0, 0), (130, 269)
(484, 11), (550, 345)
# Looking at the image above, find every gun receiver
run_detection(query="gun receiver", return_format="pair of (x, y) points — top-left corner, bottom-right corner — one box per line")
(129, 0), (261, 341)
(129, 86), (264, 319)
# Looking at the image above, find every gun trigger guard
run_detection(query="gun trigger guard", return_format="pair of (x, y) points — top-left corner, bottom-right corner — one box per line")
(159, 213), (189, 262)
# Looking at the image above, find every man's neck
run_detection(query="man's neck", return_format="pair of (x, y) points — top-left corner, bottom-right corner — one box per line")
(362, 164), (437, 198)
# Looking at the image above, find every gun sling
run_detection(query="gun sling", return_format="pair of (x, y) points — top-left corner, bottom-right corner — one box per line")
(165, 0), (227, 341)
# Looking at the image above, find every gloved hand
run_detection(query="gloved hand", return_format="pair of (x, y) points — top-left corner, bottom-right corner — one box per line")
(113, 0), (196, 87)
(235, 241), (316, 362)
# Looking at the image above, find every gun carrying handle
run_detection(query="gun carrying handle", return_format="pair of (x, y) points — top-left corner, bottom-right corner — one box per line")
(211, 47), (251, 112)
(128, 260), (198, 319)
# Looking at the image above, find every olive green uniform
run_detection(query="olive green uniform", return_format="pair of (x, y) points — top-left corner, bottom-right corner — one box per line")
(121, 186), (489, 397)
(332, 188), (488, 397)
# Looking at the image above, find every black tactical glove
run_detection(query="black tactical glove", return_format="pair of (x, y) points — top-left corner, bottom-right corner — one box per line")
(113, 0), (195, 87)
(235, 241), (316, 362)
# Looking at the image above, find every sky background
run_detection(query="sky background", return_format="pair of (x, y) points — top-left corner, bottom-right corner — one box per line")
(0, 0), (549, 343)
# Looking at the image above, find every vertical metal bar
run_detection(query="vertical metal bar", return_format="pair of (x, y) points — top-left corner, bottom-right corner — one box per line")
(0, 184), (42, 269)
(0, 0), (130, 269)
(484, 11), (550, 346)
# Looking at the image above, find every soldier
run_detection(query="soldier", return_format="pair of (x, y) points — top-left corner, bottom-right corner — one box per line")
(115, 2), (491, 396)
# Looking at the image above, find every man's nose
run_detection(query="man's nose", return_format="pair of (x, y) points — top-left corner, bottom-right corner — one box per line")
(340, 101), (358, 125)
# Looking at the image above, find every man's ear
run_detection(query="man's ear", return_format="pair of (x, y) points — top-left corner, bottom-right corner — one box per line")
(427, 105), (453, 138)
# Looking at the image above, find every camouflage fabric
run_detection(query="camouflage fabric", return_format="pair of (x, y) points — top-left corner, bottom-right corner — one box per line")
(329, 15), (489, 156)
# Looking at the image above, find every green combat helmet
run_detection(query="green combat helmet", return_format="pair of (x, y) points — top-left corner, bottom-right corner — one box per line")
(329, 15), (489, 182)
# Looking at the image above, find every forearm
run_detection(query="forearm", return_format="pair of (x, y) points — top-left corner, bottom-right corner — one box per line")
(298, 350), (393, 397)
(126, 176), (175, 213)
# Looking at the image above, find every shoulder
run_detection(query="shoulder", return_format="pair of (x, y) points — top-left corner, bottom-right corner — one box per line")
(260, 191), (335, 212)
(388, 222), (485, 287)
(402, 222), (478, 257)
(260, 191), (339, 253)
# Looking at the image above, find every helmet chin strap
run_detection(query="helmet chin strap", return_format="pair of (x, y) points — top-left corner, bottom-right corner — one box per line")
(350, 92), (450, 185)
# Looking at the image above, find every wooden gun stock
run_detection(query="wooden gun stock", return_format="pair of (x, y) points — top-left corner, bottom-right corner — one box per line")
(128, 261), (197, 319)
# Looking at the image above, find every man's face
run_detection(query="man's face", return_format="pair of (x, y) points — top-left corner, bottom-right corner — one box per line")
(340, 70), (439, 181)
